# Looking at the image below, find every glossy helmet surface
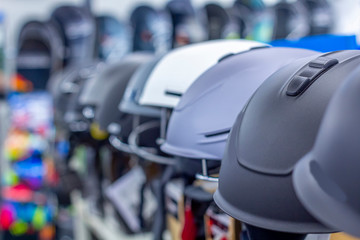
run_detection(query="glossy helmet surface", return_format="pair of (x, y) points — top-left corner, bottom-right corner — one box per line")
(139, 39), (267, 109)
(161, 47), (319, 160)
(293, 64), (360, 238)
(214, 50), (360, 233)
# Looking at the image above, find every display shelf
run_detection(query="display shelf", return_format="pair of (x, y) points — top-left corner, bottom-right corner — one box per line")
(71, 191), (171, 240)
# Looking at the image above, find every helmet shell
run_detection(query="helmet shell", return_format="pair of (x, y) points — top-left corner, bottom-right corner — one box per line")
(214, 50), (360, 233)
(93, 53), (153, 136)
(95, 15), (132, 62)
(79, 53), (153, 112)
(139, 39), (268, 109)
(120, 55), (163, 118)
(161, 47), (319, 160)
(16, 20), (63, 90)
(50, 5), (96, 66)
(293, 65), (360, 238)
(130, 5), (172, 53)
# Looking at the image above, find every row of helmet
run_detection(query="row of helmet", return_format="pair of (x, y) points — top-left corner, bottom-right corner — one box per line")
(15, 0), (335, 90)
(14, 1), (359, 239)
(49, 34), (360, 239)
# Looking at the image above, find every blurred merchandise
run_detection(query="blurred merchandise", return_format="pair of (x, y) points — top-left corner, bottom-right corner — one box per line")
(0, 11), (5, 97)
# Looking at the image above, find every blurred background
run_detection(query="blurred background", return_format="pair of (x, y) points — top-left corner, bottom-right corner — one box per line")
(0, 1), (360, 240)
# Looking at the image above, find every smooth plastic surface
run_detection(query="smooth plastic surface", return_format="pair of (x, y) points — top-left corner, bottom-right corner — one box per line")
(214, 50), (360, 233)
(139, 39), (267, 108)
(293, 65), (360, 238)
(161, 47), (319, 160)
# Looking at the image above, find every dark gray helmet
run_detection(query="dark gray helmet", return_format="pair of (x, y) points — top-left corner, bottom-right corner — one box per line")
(50, 5), (96, 66)
(48, 61), (100, 124)
(203, 3), (231, 40)
(93, 53), (153, 137)
(293, 65), (360, 238)
(214, 50), (360, 234)
(78, 53), (153, 121)
(16, 20), (63, 90)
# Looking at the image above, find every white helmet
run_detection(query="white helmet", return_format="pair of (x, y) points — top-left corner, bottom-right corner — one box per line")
(138, 39), (268, 108)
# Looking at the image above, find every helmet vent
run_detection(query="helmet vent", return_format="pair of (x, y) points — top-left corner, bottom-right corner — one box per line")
(204, 129), (230, 138)
(165, 90), (182, 97)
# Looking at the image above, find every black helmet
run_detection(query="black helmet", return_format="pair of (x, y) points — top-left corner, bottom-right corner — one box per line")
(50, 5), (96, 66)
(130, 6), (172, 53)
(203, 3), (231, 40)
(95, 15), (132, 62)
(293, 64), (360, 238)
(93, 53), (153, 140)
(16, 20), (63, 90)
(48, 61), (100, 126)
(214, 50), (360, 234)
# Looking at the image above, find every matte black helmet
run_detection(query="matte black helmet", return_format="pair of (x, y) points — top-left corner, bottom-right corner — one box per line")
(214, 50), (360, 234)
(293, 64), (360, 238)
(50, 5), (96, 66)
(16, 20), (63, 90)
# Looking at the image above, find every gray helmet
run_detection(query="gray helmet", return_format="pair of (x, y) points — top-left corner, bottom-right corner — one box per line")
(161, 47), (318, 162)
(48, 61), (100, 123)
(93, 53), (153, 137)
(203, 3), (230, 40)
(50, 5), (96, 66)
(119, 55), (164, 118)
(214, 50), (360, 234)
(79, 53), (153, 121)
(293, 65), (360, 238)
